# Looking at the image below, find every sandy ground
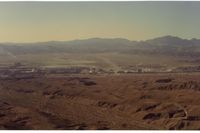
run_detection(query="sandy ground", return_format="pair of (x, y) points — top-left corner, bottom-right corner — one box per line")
(0, 73), (200, 130)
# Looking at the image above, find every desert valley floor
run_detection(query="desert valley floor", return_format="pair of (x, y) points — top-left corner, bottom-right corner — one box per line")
(1, 73), (200, 130)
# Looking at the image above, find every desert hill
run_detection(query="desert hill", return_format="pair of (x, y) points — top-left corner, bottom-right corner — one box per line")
(0, 36), (200, 57)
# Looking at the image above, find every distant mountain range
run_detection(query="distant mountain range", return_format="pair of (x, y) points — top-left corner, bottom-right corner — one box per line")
(0, 35), (200, 57)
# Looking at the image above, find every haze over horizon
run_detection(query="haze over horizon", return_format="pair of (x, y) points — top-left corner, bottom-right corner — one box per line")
(0, 35), (199, 44)
(0, 2), (200, 43)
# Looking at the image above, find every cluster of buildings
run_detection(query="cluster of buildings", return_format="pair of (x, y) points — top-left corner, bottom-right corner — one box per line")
(116, 65), (173, 74)
(0, 63), (41, 79)
(1, 62), (200, 79)
(0, 63), (108, 79)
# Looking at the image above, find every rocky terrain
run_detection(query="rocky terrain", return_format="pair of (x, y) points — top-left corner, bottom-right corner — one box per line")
(1, 73), (200, 130)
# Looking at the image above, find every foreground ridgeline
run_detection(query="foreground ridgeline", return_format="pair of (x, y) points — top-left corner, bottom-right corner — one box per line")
(0, 73), (200, 129)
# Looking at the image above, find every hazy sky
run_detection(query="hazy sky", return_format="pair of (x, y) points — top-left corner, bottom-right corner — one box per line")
(0, 2), (200, 42)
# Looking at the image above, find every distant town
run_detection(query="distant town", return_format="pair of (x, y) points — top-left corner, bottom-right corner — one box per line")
(1, 62), (200, 80)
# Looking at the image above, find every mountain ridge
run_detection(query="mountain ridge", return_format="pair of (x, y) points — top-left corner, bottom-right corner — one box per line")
(0, 35), (200, 57)
(1, 35), (200, 45)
